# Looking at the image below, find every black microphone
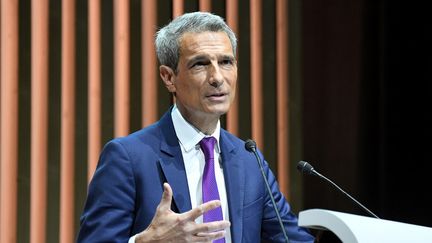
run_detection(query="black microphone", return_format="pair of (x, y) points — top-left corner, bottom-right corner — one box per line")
(297, 160), (380, 219)
(245, 139), (290, 243)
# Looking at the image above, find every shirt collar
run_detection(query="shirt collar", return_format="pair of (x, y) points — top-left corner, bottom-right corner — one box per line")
(171, 104), (221, 153)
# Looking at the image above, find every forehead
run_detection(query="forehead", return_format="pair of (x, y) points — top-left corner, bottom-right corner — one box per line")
(178, 31), (234, 57)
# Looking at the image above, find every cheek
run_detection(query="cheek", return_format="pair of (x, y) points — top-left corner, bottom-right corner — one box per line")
(176, 80), (204, 100)
(223, 69), (237, 83)
(226, 75), (238, 90)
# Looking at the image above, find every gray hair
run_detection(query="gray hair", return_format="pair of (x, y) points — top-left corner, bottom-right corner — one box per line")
(155, 12), (237, 71)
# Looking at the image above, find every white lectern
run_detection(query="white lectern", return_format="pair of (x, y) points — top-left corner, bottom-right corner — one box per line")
(298, 209), (432, 243)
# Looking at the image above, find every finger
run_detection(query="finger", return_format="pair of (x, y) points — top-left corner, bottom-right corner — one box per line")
(194, 230), (227, 242)
(157, 183), (173, 211)
(193, 220), (231, 235)
(184, 200), (221, 220)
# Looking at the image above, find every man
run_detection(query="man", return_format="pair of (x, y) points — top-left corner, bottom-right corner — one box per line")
(77, 12), (315, 243)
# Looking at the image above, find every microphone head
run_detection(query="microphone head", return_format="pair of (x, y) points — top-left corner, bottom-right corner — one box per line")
(245, 139), (257, 152)
(297, 161), (315, 175)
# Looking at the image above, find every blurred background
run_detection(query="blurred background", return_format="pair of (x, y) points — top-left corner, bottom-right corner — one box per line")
(0, 0), (431, 242)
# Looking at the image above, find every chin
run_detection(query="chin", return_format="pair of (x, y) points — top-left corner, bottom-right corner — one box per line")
(207, 105), (230, 116)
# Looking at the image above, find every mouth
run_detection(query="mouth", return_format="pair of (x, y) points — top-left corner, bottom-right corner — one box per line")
(206, 92), (226, 98)
(205, 92), (228, 102)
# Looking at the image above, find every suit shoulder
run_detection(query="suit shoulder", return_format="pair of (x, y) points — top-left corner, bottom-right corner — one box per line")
(103, 122), (161, 153)
(220, 129), (247, 146)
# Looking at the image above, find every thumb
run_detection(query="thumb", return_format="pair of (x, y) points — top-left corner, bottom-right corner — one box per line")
(157, 183), (173, 211)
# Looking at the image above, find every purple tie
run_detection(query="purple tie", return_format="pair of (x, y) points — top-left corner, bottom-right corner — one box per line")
(200, 136), (225, 243)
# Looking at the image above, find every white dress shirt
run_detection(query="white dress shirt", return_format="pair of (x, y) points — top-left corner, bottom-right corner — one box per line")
(171, 105), (232, 242)
(130, 105), (231, 242)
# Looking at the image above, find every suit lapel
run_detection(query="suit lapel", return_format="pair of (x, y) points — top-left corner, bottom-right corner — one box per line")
(220, 131), (245, 243)
(157, 110), (192, 213)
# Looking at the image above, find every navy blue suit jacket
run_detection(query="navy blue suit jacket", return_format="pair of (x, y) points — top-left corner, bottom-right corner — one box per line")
(77, 109), (315, 243)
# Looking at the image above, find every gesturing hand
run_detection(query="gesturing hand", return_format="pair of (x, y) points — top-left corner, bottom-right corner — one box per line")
(135, 183), (230, 243)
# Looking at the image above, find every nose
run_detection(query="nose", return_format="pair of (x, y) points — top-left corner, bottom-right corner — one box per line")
(208, 63), (224, 88)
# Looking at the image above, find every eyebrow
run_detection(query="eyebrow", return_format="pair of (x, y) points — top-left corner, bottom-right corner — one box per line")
(219, 55), (236, 62)
(187, 55), (209, 67)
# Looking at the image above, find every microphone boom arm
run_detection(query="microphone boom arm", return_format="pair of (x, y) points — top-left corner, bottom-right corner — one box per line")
(298, 161), (380, 219)
(313, 170), (380, 219)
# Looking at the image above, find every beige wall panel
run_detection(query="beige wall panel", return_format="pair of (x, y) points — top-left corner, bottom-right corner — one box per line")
(0, 0), (19, 242)
(250, 0), (264, 149)
(114, 0), (130, 137)
(142, 0), (158, 127)
(60, 0), (76, 242)
(276, 0), (290, 197)
(226, 0), (239, 136)
(88, 0), (101, 182)
(30, 0), (49, 242)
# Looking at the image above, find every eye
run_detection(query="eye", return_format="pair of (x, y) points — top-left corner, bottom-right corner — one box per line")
(220, 58), (235, 69)
(193, 61), (205, 67)
(222, 59), (232, 65)
(191, 60), (209, 70)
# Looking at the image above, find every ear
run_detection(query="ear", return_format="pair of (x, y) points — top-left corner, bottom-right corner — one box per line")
(159, 65), (176, 93)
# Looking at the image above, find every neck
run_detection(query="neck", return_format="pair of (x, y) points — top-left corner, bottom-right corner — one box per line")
(176, 106), (219, 135)
(186, 114), (219, 135)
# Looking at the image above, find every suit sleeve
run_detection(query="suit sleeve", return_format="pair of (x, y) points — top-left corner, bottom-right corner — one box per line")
(257, 151), (315, 243)
(77, 140), (137, 243)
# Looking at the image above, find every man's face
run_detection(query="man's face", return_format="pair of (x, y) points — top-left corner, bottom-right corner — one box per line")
(163, 31), (237, 122)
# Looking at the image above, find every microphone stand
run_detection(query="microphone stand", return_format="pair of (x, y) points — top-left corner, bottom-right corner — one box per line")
(246, 140), (290, 243)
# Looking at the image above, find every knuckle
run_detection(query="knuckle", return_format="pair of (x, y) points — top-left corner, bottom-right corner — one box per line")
(198, 205), (206, 215)
(201, 224), (210, 232)
(175, 215), (184, 225)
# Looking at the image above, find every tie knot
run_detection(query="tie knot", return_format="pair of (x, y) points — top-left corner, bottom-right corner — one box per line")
(200, 136), (216, 160)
